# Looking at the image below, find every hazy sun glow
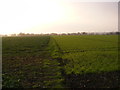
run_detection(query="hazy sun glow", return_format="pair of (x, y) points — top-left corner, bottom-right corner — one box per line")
(0, 0), (75, 34)
(0, 0), (118, 35)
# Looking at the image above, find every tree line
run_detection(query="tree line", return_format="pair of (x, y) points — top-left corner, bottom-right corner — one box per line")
(1, 31), (120, 37)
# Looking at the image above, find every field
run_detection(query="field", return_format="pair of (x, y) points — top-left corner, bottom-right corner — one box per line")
(2, 35), (119, 88)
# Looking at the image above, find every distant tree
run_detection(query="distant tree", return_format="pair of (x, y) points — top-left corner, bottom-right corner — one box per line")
(18, 32), (25, 36)
(67, 33), (71, 35)
(51, 33), (58, 35)
(81, 32), (87, 35)
(77, 32), (81, 35)
(61, 33), (66, 35)
(108, 32), (114, 35)
(11, 34), (16, 36)
(26, 33), (30, 36)
(115, 32), (120, 35)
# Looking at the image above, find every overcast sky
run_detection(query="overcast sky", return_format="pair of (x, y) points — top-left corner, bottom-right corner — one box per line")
(0, 0), (118, 34)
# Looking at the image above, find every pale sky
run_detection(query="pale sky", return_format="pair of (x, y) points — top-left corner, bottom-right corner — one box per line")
(0, 0), (118, 34)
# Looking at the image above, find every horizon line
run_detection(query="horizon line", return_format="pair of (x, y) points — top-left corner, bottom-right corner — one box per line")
(0, 31), (119, 36)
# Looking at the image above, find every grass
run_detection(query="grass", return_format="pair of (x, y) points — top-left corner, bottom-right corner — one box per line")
(62, 51), (118, 74)
(53, 35), (119, 88)
(53, 35), (118, 51)
(2, 35), (119, 88)
(2, 36), (63, 88)
(53, 35), (118, 74)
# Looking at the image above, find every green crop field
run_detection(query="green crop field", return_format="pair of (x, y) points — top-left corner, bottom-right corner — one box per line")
(53, 35), (118, 74)
(2, 35), (119, 88)
(2, 36), (63, 88)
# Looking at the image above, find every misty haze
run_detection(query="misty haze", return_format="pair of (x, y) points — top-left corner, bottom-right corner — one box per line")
(0, 0), (119, 89)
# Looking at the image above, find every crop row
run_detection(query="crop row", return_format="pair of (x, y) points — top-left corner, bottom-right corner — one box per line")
(2, 36), (63, 88)
(53, 35), (118, 52)
(53, 35), (119, 75)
